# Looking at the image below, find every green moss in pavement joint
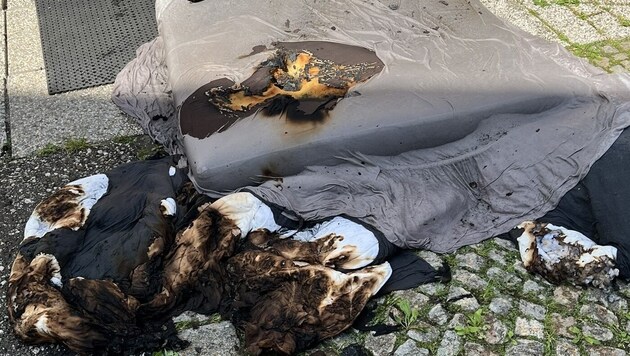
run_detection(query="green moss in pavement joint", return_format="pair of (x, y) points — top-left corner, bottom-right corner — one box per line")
(553, 0), (580, 6)
(152, 350), (179, 356)
(542, 309), (558, 355)
(63, 138), (91, 153)
(533, 0), (551, 7)
(526, 8), (572, 44)
(113, 135), (138, 144)
(38, 143), (62, 156)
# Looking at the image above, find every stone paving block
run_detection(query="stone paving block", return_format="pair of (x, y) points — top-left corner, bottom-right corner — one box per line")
(392, 289), (430, 309)
(553, 285), (580, 306)
(514, 317), (544, 339)
(575, 3), (606, 16)
(492, 237), (517, 251)
(364, 332), (396, 355)
(437, 330), (462, 356)
(582, 324), (614, 342)
(522, 280), (545, 296)
(6, 6), (44, 74)
(587, 346), (628, 356)
(454, 269), (488, 290)
(447, 286), (472, 302)
(8, 0), (36, 10)
(453, 296), (480, 312)
(416, 250), (444, 269)
(478, 0), (560, 43)
(556, 339), (580, 356)
(580, 304), (619, 325)
(607, 5), (630, 20)
(407, 327), (440, 343)
(416, 282), (447, 297)
(484, 319), (508, 344)
(489, 297), (512, 316)
(394, 339), (429, 356)
(456, 253), (485, 271)
(505, 339), (544, 356)
(550, 313), (576, 338)
(465, 342), (499, 356)
(178, 321), (239, 356)
(590, 11), (630, 38)
(447, 313), (467, 329)
(428, 304), (449, 325)
(487, 249), (507, 265)
(519, 300), (546, 321)
(535, 4), (604, 44)
(8, 71), (142, 157)
(487, 267), (522, 288)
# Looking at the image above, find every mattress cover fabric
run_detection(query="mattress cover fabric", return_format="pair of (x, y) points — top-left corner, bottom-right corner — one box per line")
(113, 0), (630, 252)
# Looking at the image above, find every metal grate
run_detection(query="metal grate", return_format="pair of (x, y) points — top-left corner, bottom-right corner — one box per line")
(35, 0), (158, 94)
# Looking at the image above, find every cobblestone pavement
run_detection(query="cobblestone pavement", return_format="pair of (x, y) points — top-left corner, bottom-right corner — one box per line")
(1, 0), (630, 356)
(479, 0), (630, 73)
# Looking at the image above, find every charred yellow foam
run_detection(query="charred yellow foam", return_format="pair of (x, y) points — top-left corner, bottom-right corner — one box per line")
(224, 52), (353, 112)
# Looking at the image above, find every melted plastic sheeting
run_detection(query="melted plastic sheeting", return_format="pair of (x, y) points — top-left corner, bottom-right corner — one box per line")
(114, 0), (630, 252)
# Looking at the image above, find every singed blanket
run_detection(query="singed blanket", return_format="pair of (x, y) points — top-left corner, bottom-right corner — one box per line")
(113, 0), (630, 253)
(8, 157), (447, 354)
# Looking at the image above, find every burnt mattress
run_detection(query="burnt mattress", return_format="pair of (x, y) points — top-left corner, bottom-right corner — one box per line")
(149, 0), (629, 194)
(113, 0), (630, 252)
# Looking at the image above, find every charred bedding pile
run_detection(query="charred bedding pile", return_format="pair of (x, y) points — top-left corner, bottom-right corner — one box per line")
(6, 156), (448, 355)
(8, 136), (630, 353)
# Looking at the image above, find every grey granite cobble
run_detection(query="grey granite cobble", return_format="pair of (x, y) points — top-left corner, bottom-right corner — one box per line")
(553, 286), (580, 306)
(580, 304), (619, 326)
(454, 269), (489, 290)
(556, 339), (580, 356)
(393, 339), (429, 356)
(505, 339), (544, 356)
(484, 318), (508, 344)
(364, 332), (397, 355)
(514, 317), (544, 339)
(583, 324), (614, 342)
(178, 322), (239, 356)
(464, 342), (499, 356)
(550, 313), (576, 338)
(587, 347), (628, 356)
(456, 253), (485, 271)
(428, 304), (449, 325)
(489, 297), (512, 316)
(518, 300), (546, 321)
(437, 330), (462, 356)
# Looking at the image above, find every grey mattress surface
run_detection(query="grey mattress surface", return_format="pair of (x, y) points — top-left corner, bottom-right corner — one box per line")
(113, 0), (630, 252)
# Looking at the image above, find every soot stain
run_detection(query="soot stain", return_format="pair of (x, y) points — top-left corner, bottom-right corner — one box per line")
(179, 41), (384, 139)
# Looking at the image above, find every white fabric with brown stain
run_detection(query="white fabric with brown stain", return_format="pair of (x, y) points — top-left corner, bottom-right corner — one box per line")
(514, 221), (619, 288)
(211, 192), (381, 269)
(23, 174), (109, 240)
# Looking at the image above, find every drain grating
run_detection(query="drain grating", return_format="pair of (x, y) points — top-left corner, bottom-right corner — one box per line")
(34, 0), (157, 94)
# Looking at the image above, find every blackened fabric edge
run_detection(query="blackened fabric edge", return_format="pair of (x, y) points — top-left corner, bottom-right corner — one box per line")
(244, 189), (399, 265)
(19, 156), (188, 282)
(542, 128), (630, 278)
(375, 251), (447, 297)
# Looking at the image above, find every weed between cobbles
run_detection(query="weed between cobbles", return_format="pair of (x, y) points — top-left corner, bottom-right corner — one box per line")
(38, 138), (91, 156)
(454, 308), (486, 340)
